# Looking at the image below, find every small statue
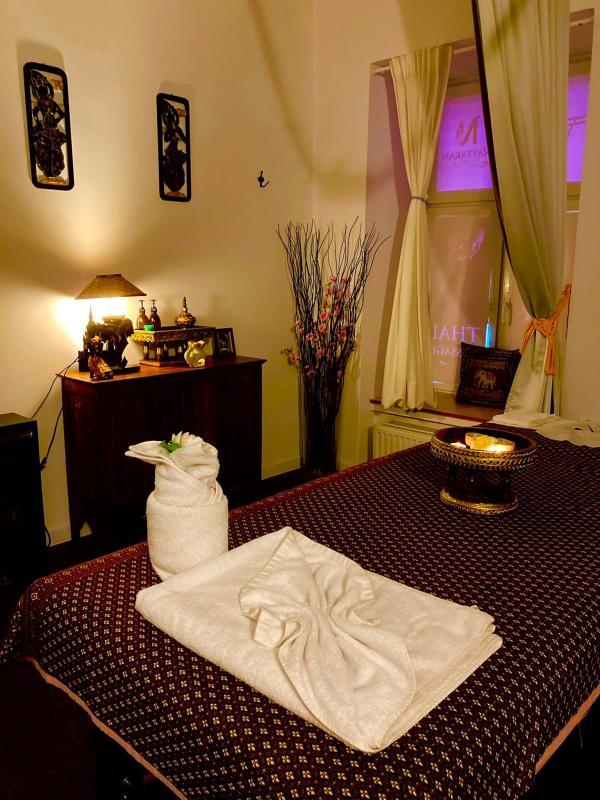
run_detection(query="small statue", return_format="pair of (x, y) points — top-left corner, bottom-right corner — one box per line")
(87, 335), (113, 380)
(149, 299), (162, 329)
(175, 296), (196, 328)
(184, 340), (206, 368)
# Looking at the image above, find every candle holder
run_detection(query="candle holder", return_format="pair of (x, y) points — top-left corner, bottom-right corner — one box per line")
(430, 427), (537, 514)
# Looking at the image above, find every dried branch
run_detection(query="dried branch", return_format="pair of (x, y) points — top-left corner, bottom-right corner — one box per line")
(278, 220), (387, 472)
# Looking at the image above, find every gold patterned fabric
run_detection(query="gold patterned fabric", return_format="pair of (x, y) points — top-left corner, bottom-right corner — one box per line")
(1, 429), (599, 799)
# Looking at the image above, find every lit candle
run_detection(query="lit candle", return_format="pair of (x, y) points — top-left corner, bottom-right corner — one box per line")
(487, 438), (515, 453)
(465, 433), (498, 450)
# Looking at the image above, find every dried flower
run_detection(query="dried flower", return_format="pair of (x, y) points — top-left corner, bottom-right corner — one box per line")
(278, 220), (386, 474)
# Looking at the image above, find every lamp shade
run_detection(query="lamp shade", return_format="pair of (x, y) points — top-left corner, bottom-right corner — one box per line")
(75, 274), (146, 300)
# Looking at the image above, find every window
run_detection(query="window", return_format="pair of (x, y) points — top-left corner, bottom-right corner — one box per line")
(426, 49), (591, 393)
(567, 73), (590, 183)
(429, 204), (501, 390)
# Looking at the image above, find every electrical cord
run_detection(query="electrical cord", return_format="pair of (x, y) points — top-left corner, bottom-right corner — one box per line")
(29, 355), (80, 545)
(31, 355), (79, 419)
(34, 354), (79, 471)
(40, 406), (63, 471)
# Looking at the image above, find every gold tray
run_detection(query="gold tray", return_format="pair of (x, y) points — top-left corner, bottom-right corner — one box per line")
(430, 427), (537, 472)
(430, 427), (537, 515)
(131, 326), (214, 344)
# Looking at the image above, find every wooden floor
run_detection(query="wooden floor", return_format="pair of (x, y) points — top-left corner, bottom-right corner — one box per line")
(0, 468), (598, 799)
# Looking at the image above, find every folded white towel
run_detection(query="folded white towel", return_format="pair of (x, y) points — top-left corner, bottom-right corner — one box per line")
(126, 433), (229, 579)
(491, 411), (600, 447)
(537, 418), (600, 448)
(491, 409), (558, 428)
(136, 528), (501, 752)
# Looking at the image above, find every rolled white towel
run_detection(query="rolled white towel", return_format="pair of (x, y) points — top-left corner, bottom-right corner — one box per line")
(127, 434), (219, 505)
(126, 433), (229, 579)
(147, 489), (229, 580)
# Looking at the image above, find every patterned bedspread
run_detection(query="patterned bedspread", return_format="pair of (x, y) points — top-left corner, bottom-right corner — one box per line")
(1, 431), (599, 799)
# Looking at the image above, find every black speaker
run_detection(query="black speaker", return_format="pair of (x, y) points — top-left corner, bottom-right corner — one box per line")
(0, 414), (47, 588)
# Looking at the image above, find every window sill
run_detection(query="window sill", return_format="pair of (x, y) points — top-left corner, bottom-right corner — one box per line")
(370, 392), (503, 425)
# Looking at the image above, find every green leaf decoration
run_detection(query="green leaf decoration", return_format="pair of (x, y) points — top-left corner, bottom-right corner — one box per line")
(160, 440), (182, 453)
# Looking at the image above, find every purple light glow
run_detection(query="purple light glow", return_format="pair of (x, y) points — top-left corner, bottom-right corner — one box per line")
(436, 95), (492, 192)
(567, 75), (590, 183)
(436, 76), (590, 192)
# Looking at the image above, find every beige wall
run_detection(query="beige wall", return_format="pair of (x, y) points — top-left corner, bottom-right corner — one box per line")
(314, 0), (600, 467)
(0, 0), (313, 543)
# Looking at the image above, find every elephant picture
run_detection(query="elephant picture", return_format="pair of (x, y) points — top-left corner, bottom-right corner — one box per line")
(456, 343), (521, 406)
(473, 368), (497, 390)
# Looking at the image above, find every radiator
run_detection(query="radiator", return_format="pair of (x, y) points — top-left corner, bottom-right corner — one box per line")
(371, 422), (433, 458)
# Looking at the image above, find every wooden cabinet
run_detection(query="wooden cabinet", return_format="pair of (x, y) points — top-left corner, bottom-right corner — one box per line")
(61, 357), (265, 545)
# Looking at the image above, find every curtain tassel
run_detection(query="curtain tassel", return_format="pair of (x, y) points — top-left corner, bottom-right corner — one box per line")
(520, 284), (572, 375)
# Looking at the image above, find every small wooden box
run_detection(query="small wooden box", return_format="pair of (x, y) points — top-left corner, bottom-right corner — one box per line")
(131, 326), (215, 367)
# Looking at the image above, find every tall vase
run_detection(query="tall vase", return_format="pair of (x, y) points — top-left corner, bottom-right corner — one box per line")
(302, 383), (337, 477)
(304, 413), (337, 477)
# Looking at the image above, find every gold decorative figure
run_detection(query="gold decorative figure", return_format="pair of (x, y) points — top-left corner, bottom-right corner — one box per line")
(175, 296), (196, 328)
(87, 335), (114, 380)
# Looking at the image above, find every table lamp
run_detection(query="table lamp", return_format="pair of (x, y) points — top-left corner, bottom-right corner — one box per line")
(75, 274), (146, 374)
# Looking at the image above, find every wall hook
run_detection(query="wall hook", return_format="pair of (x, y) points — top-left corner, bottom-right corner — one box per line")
(257, 170), (270, 188)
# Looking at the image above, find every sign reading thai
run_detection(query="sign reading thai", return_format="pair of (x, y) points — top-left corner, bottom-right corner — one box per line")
(432, 323), (483, 360)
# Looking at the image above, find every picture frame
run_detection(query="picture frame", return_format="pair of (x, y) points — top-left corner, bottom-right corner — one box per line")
(194, 326), (217, 357)
(23, 62), (74, 190)
(455, 342), (521, 407)
(156, 92), (191, 202)
(215, 327), (236, 357)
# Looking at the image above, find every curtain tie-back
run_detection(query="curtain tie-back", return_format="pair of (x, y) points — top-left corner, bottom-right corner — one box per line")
(411, 195), (428, 204)
(520, 284), (572, 375)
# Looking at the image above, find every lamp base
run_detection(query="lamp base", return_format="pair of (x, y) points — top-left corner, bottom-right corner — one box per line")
(78, 351), (140, 375)
(111, 365), (140, 375)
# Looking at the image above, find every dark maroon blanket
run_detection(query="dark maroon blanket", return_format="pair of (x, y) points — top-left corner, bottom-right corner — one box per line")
(2, 431), (599, 799)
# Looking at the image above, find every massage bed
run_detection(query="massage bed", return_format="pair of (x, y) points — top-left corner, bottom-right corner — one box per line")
(1, 429), (598, 799)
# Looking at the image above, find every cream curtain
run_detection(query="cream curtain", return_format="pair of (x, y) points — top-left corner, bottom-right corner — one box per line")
(381, 46), (452, 410)
(474, 0), (569, 412)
